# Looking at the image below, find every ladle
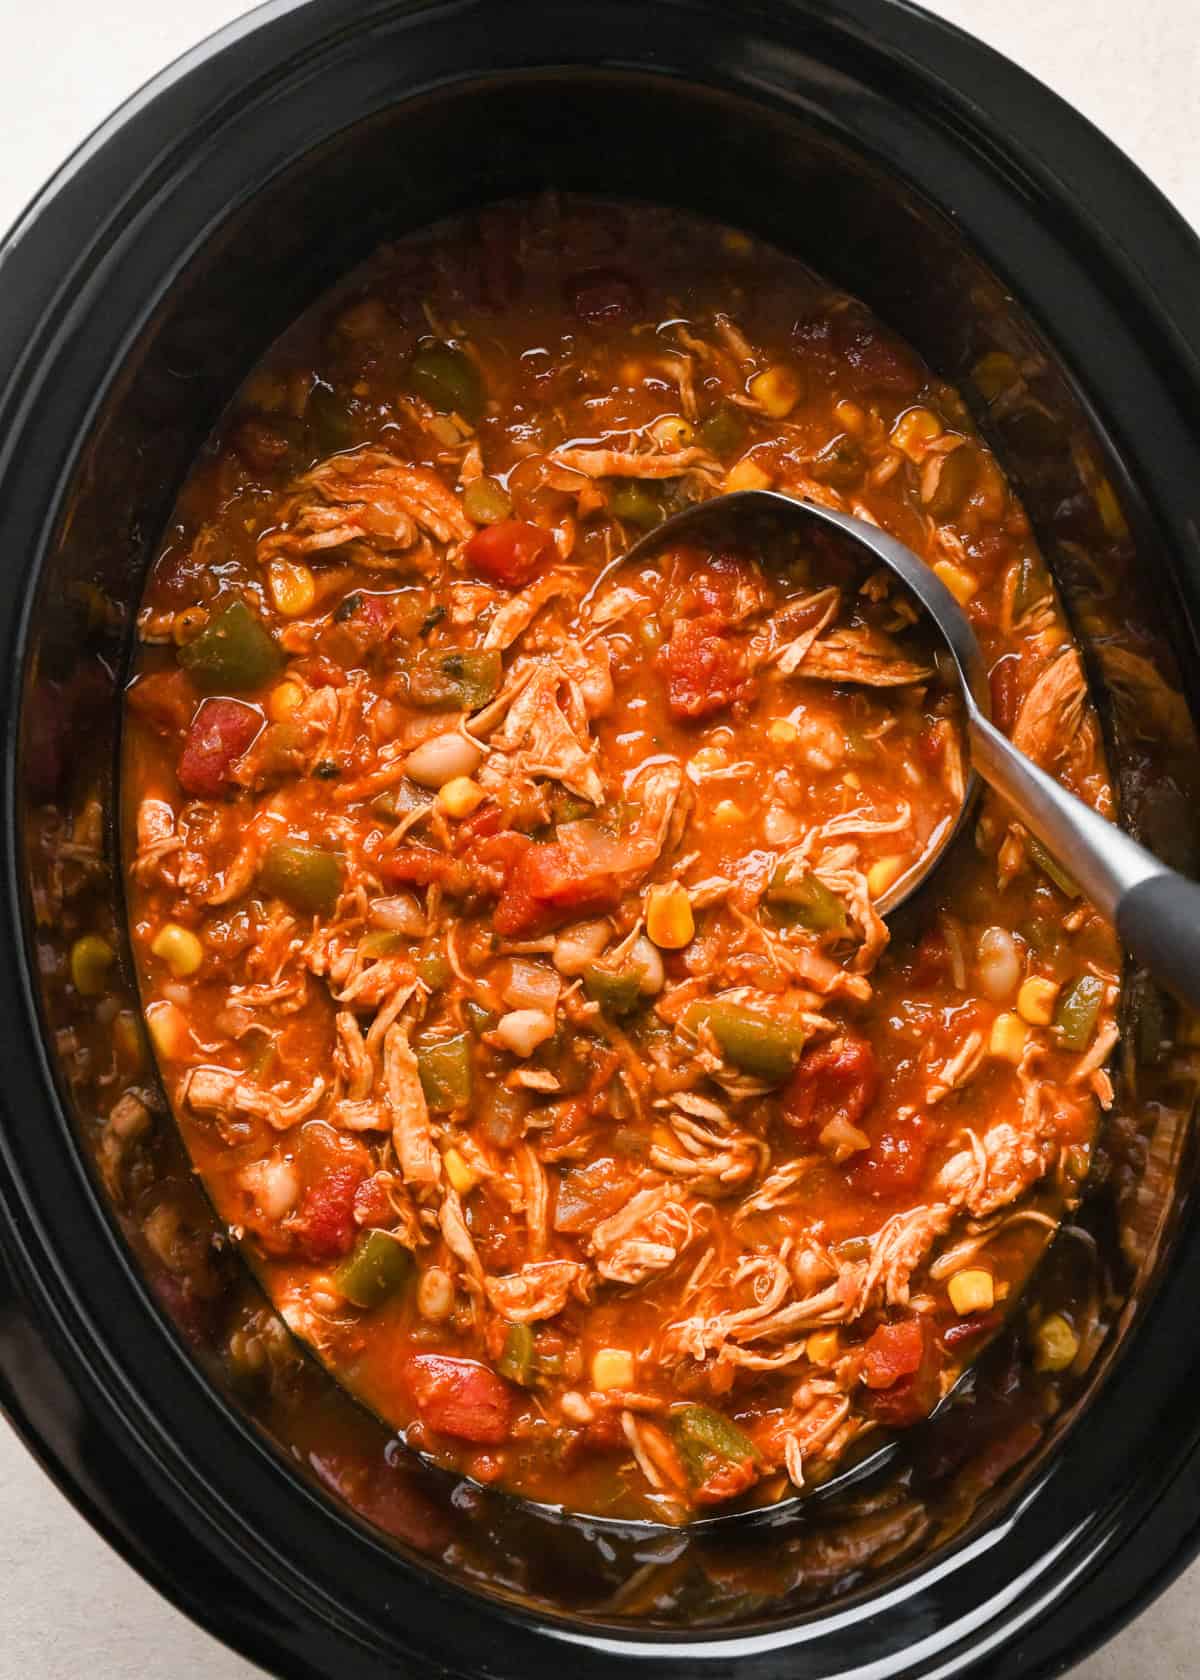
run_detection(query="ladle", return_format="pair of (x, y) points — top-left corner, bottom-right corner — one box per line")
(625, 490), (1200, 1010)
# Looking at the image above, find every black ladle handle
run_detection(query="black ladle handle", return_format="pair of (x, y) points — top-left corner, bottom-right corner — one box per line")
(972, 713), (1200, 1010)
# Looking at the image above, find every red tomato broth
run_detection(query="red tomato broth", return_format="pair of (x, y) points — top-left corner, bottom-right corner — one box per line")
(122, 197), (1120, 1523)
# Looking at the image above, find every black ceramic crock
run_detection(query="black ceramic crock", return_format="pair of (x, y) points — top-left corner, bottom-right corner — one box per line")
(4, 2), (1200, 1675)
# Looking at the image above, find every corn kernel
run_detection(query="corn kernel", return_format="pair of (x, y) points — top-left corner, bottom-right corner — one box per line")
(989, 1011), (1029, 1063)
(948, 1268), (995, 1315)
(267, 678), (306, 722)
(443, 1148), (480, 1196)
(767, 718), (798, 745)
(649, 415), (695, 448)
(113, 1010), (145, 1071)
(145, 1000), (189, 1061)
(646, 882), (694, 950)
(806, 1330), (840, 1366)
(722, 229), (752, 254)
(151, 922), (204, 978)
(971, 351), (1018, 401)
(1094, 476), (1128, 540)
(892, 407), (943, 460)
(843, 771), (861, 790)
(725, 456), (773, 493)
(748, 364), (802, 419)
(1017, 976), (1059, 1026)
(932, 557), (979, 606)
(711, 800), (744, 826)
(834, 399), (867, 436)
(591, 1348), (635, 1391)
(867, 854), (906, 898)
(70, 934), (114, 997)
(436, 776), (485, 819)
(267, 558), (316, 617)
(1034, 1312), (1080, 1373)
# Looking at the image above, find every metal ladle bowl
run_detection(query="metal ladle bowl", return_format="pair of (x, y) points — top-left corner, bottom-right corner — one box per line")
(624, 489), (1200, 1011)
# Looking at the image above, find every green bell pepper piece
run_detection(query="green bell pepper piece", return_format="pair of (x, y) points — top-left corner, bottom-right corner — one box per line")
(683, 1000), (806, 1083)
(462, 475), (513, 525)
(334, 1230), (412, 1309)
(464, 999), (497, 1036)
(407, 343), (484, 422)
(179, 598), (283, 693)
(417, 1033), (472, 1111)
(1029, 835), (1081, 899)
(307, 382), (355, 452)
(498, 1323), (536, 1386)
(1053, 973), (1105, 1050)
(697, 405), (747, 455)
(407, 648), (502, 711)
(583, 963), (643, 1017)
(418, 949), (451, 991)
(607, 479), (663, 529)
(767, 862), (849, 932)
(258, 842), (342, 915)
(670, 1405), (760, 1492)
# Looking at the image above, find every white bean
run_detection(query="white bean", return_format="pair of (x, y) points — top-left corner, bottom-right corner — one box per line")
(976, 925), (1021, 1001)
(494, 1008), (556, 1057)
(417, 1265), (455, 1321)
(403, 731), (483, 788)
(763, 803), (802, 846)
(240, 1155), (301, 1220)
(552, 918), (612, 977)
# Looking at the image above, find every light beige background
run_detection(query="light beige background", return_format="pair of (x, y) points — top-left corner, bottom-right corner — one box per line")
(2, 1), (1198, 1674)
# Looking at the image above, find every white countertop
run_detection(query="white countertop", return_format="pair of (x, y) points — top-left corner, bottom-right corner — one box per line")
(3, 2), (1198, 1674)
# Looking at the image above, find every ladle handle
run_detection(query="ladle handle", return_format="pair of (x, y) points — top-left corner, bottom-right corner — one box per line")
(970, 713), (1200, 1010)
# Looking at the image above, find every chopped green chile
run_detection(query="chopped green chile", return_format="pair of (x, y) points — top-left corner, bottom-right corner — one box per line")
(360, 929), (407, 958)
(670, 1405), (760, 1491)
(418, 950), (452, 990)
(464, 999), (497, 1036)
(1029, 835), (1082, 899)
(767, 862), (849, 932)
(607, 479), (662, 529)
(334, 1231), (412, 1309)
(924, 441), (978, 520)
(257, 842), (342, 915)
(408, 648), (502, 710)
(462, 475), (513, 524)
(498, 1323), (535, 1386)
(417, 1033), (472, 1110)
(179, 598), (283, 693)
(306, 382), (355, 451)
(1054, 973), (1105, 1050)
(697, 404), (746, 454)
(406, 342), (484, 421)
(682, 1001), (806, 1082)
(583, 963), (643, 1017)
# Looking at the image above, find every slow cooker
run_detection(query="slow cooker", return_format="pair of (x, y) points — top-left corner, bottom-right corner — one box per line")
(3, 2), (1200, 1674)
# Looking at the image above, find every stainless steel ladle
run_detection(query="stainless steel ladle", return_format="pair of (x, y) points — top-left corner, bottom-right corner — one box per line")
(625, 489), (1200, 1010)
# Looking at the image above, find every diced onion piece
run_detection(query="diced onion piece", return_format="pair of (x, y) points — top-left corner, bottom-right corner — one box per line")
(591, 1348), (635, 1391)
(629, 935), (664, 996)
(502, 959), (561, 1012)
(1017, 976), (1059, 1026)
(948, 1268), (995, 1314)
(646, 883), (694, 950)
(552, 919), (612, 977)
(151, 922), (204, 978)
(976, 926), (1021, 1001)
(494, 1009), (556, 1058)
(818, 1116), (871, 1163)
(403, 732), (483, 789)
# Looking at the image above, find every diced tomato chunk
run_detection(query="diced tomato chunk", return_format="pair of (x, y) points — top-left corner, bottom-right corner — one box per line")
(830, 311), (921, 394)
(942, 1310), (1001, 1350)
(177, 697), (262, 796)
(405, 1354), (513, 1444)
(782, 1035), (879, 1135)
(565, 266), (643, 324)
(290, 1163), (364, 1261)
(353, 1174), (395, 1230)
(670, 549), (764, 623)
(464, 521), (556, 589)
(863, 1319), (926, 1389)
(846, 1113), (933, 1199)
(989, 655), (1021, 733)
(127, 667), (198, 737)
(492, 838), (620, 937)
(381, 846), (461, 889)
(661, 614), (749, 720)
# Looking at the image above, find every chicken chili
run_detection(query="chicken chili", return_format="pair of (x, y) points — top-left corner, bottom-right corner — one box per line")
(123, 198), (1119, 1522)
